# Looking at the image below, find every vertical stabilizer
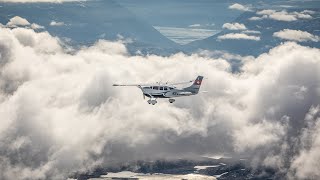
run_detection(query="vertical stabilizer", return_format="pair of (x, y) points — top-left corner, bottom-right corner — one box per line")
(184, 76), (203, 94)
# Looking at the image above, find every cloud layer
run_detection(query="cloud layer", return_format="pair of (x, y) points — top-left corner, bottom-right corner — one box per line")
(218, 33), (260, 41)
(49, 21), (65, 26)
(251, 9), (313, 21)
(6, 16), (30, 27)
(4, 16), (45, 31)
(228, 3), (251, 12)
(0, 19), (320, 179)
(273, 29), (319, 42)
(222, 23), (247, 30)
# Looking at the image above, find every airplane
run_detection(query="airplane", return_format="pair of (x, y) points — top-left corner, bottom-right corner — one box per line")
(113, 76), (204, 105)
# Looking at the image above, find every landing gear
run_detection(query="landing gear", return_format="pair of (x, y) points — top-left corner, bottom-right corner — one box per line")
(151, 100), (157, 105)
(169, 99), (175, 103)
(147, 98), (157, 105)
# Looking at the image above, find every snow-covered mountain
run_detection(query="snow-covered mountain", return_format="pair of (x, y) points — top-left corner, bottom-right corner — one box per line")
(0, 0), (179, 55)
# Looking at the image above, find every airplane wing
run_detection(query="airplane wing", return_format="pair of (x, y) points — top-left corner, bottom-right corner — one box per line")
(113, 84), (139, 86)
(113, 77), (205, 86)
(112, 83), (154, 87)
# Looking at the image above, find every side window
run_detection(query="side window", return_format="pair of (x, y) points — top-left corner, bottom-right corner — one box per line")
(153, 86), (158, 90)
(164, 87), (168, 90)
(160, 87), (163, 90)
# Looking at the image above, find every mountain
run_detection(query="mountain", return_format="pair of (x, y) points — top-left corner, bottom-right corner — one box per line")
(0, 0), (180, 55)
(186, 8), (320, 56)
(117, 0), (242, 28)
(71, 157), (285, 180)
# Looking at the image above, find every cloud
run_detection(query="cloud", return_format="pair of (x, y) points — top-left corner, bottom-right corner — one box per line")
(222, 23), (247, 30)
(189, 24), (201, 28)
(6, 16), (30, 27)
(289, 105), (320, 179)
(218, 33), (260, 41)
(254, 9), (313, 22)
(242, 30), (261, 34)
(188, 23), (215, 28)
(301, 10), (316, 14)
(0, 19), (320, 179)
(49, 21), (65, 26)
(249, 16), (263, 21)
(273, 29), (319, 42)
(5, 16), (45, 31)
(30, 23), (44, 30)
(228, 3), (251, 12)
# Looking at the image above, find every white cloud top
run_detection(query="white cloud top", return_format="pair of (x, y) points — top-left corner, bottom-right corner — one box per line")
(189, 24), (201, 28)
(5, 16), (45, 30)
(242, 30), (261, 34)
(253, 9), (313, 21)
(6, 16), (30, 27)
(218, 33), (260, 41)
(222, 23), (247, 30)
(228, 3), (251, 12)
(31, 23), (45, 30)
(249, 16), (263, 21)
(273, 29), (319, 42)
(50, 21), (65, 26)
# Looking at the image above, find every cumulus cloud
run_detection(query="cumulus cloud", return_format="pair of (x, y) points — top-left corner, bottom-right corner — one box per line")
(5, 16), (45, 31)
(218, 33), (260, 41)
(30, 23), (45, 30)
(6, 16), (30, 27)
(49, 21), (65, 26)
(273, 29), (320, 42)
(188, 23), (215, 29)
(253, 9), (313, 21)
(189, 24), (201, 28)
(228, 3), (251, 12)
(289, 105), (320, 179)
(0, 19), (320, 179)
(249, 16), (263, 21)
(222, 23), (247, 30)
(242, 30), (261, 34)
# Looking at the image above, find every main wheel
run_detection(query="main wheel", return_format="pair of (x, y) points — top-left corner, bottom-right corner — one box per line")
(151, 100), (157, 105)
(147, 99), (152, 104)
(169, 99), (175, 103)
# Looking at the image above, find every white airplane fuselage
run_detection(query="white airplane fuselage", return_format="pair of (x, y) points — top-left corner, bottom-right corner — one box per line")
(140, 85), (193, 99)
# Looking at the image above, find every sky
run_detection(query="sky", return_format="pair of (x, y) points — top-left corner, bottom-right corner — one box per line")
(0, 0), (320, 179)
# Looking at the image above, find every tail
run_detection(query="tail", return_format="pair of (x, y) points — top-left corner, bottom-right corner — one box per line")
(184, 76), (204, 94)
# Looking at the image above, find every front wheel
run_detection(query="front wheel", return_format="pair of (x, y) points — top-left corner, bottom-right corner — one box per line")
(169, 99), (175, 103)
(151, 100), (157, 105)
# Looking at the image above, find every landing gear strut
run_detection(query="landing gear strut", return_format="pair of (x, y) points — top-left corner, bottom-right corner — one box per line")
(169, 99), (175, 103)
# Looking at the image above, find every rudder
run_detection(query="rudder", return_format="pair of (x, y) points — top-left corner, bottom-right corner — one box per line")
(184, 76), (203, 94)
